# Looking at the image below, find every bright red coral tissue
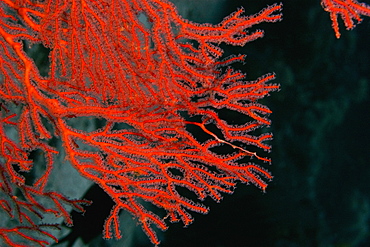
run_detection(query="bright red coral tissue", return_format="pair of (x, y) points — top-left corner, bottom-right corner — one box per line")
(0, 0), (282, 246)
(321, 0), (370, 38)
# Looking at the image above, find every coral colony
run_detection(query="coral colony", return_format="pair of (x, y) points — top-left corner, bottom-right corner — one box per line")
(0, 0), (369, 246)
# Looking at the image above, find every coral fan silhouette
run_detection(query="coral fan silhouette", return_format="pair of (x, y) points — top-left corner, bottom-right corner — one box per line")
(0, 0), (281, 245)
(1, 0), (369, 246)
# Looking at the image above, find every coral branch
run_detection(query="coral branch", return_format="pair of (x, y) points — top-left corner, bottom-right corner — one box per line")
(0, 225), (60, 247)
(322, 0), (370, 38)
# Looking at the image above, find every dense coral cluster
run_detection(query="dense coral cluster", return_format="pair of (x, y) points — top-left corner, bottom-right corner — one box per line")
(0, 0), (281, 245)
(1, 0), (369, 246)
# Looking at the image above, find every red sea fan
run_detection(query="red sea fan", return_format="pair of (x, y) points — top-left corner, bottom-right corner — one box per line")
(0, 0), (282, 245)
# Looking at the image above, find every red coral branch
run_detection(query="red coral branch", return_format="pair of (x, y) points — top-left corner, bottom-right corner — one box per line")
(0, 224), (60, 247)
(322, 0), (370, 38)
